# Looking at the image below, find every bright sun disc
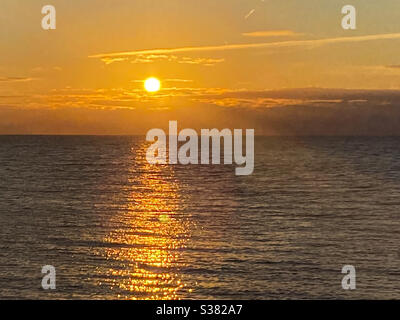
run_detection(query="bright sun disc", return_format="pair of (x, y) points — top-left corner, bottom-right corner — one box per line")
(144, 77), (161, 92)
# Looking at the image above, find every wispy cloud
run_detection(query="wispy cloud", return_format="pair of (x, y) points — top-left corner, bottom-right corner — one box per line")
(100, 57), (129, 65)
(131, 78), (193, 84)
(165, 79), (194, 83)
(1, 85), (230, 111)
(89, 33), (400, 61)
(99, 53), (224, 66)
(191, 87), (400, 111)
(0, 77), (35, 83)
(31, 66), (63, 73)
(177, 57), (224, 66)
(242, 30), (304, 37)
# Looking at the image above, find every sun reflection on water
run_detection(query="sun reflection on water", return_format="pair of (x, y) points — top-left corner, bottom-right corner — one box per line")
(98, 144), (192, 300)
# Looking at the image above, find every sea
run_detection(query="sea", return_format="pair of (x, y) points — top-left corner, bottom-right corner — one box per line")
(0, 136), (399, 299)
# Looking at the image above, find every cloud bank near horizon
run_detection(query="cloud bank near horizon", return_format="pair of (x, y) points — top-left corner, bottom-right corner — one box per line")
(1, 87), (400, 135)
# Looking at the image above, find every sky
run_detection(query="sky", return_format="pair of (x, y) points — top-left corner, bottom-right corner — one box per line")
(1, 0), (400, 135)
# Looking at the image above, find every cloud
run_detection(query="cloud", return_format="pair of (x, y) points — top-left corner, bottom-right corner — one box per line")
(190, 87), (400, 135)
(99, 53), (224, 66)
(386, 65), (400, 69)
(100, 57), (129, 65)
(31, 66), (63, 73)
(242, 30), (303, 37)
(0, 86), (222, 110)
(89, 33), (400, 61)
(8, 85), (400, 114)
(132, 78), (194, 84)
(177, 57), (224, 66)
(191, 87), (400, 109)
(194, 97), (306, 108)
(0, 77), (35, 83)
(165, 79), (194, 83)
(4, 87), (400, 135)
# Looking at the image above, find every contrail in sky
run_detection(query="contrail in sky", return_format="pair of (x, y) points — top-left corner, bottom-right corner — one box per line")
(89, 33), (400, 60)
(244, 9), (255, 19)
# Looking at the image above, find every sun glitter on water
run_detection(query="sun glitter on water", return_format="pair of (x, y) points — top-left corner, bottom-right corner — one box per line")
(144, 77), (161, 93)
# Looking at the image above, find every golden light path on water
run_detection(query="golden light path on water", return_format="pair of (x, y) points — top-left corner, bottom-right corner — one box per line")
(98, 143), (192, 300)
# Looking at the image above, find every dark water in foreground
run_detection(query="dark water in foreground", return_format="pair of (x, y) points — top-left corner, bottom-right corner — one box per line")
(0, 136), (399, 299)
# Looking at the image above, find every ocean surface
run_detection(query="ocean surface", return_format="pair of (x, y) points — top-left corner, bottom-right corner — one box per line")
(0, 136), (399, 299)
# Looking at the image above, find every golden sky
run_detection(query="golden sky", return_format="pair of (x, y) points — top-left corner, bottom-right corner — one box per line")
(1, 0), (400, 134)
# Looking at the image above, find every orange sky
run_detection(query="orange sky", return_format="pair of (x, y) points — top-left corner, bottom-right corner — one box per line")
(1, 0), (400, 134)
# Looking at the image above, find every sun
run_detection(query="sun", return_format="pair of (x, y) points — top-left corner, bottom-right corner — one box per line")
(144, 77), (161, 93)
